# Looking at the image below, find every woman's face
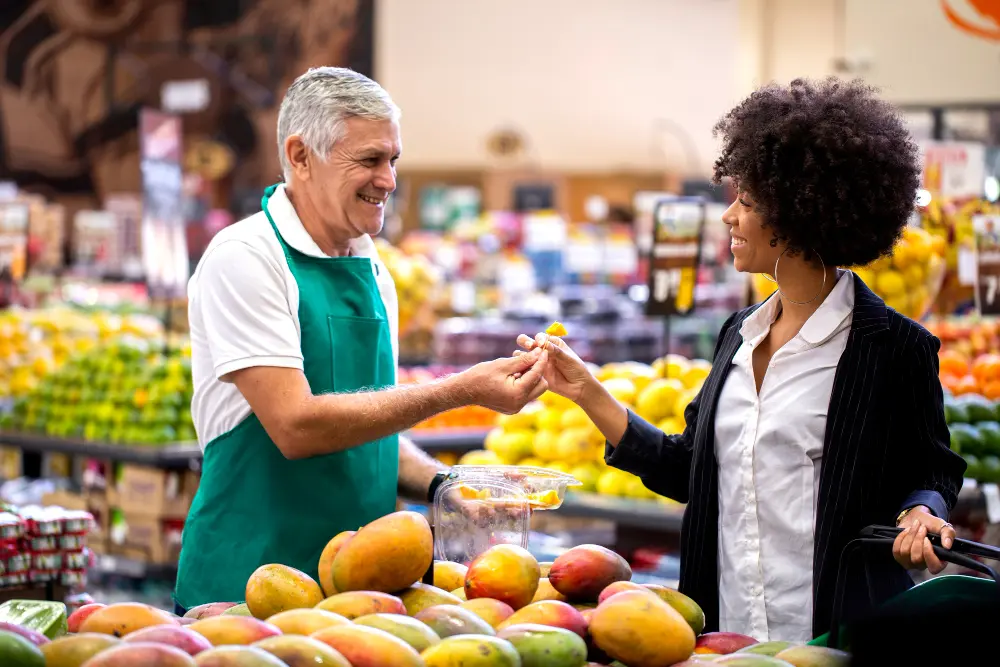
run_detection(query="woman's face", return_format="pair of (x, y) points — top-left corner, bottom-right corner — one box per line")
(722, 190), (783, 275)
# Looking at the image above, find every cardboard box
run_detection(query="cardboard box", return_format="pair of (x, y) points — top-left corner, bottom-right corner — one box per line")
(108, 511), (184, 565)
(114, 465), (198, 519)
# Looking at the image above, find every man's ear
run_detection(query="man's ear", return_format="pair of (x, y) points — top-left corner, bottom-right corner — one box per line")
(284, 135), (311, 181)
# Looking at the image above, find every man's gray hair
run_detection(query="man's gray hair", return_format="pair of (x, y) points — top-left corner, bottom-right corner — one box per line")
(276, 67), (400, 180)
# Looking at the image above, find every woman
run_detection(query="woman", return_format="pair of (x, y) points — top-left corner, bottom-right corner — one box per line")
(519, 78), (966, 643)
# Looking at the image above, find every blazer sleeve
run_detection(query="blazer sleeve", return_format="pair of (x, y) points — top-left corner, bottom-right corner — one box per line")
(604, 312), (738, 504)
(898, 334), (967, 520)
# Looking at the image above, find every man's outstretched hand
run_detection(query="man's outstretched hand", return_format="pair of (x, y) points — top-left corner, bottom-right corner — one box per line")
(457, 347), (549, 415)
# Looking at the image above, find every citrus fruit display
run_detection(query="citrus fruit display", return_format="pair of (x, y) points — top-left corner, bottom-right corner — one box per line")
(751, 226), (947, 320)
(457, 354), (708, 503)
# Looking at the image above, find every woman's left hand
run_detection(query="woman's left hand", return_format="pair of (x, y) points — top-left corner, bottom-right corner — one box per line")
(892, 506), (956, 574)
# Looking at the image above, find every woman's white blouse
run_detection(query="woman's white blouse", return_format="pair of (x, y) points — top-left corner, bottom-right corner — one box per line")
(713, 271), (854, 642)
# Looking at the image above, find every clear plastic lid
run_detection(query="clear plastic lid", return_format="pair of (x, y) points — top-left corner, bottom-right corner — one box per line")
(445, 465), (582, 510)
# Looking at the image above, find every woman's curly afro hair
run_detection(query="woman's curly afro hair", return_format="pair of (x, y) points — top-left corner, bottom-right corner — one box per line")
(712, 77), (921, 268)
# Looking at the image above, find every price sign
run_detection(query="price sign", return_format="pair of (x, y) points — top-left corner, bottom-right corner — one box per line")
(973, 215), (1000, 315)
(645, 197), (706, 317)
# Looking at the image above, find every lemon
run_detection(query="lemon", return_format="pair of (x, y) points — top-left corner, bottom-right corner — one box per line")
(536, 407), (563, 431)
(596, 469), (629, 496)
(459, 450), (501, 466)
(570, 462), (601, 493)
(903, 263), (925, 287)
(656, 417), (685, 435)
(875, 270), (906, 297)
(635, 378), (684, 424)
(853, 268), (875, 287)
(602, 377), (638, 405)
(680, 360), (711, 390)
(533, 429), (561, 461)
(556, 428), (593, 465)
(539, 390), (574, 410)
(560, 404), (591, 429)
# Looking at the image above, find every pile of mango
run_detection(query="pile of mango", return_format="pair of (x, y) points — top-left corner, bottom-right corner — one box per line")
(752, 226), (947, 321)
(2, 339), (194, 445)
(0, 510), (851, 666)
(460, 354), (708, 503)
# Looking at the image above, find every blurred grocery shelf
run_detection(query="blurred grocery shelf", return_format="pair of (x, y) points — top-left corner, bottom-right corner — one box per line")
(556, 492), (684, 532)
(0, 428), (488, 466)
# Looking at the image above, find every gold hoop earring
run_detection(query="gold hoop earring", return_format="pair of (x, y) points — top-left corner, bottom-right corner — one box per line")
(774, 249), (826, 305)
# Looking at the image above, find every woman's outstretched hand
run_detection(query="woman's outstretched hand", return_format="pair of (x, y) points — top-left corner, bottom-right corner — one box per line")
(892, 506), (956, 574)
(515, 333), (593, 403)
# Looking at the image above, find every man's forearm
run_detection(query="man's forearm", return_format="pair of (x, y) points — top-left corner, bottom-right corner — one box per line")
(286, 377), (470, 458)
(397, 435), (448, 501)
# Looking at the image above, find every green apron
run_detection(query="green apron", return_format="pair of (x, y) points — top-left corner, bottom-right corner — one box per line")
(174, 184), (399, 609)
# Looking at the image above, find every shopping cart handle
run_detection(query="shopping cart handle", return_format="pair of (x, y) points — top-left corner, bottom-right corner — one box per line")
(861, 524), (1000, 561)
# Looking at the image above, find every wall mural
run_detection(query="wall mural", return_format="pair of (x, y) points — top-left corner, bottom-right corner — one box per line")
(0, 0), (374, 204)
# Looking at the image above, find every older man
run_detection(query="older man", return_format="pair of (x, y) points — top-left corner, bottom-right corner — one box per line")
(174, 67), (547, 611)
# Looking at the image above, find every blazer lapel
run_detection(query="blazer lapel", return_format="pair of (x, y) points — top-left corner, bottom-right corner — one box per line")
(812, 275), (889, 634)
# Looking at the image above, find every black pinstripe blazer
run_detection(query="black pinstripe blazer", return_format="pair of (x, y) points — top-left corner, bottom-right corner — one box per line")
(607, 274), (967, 638)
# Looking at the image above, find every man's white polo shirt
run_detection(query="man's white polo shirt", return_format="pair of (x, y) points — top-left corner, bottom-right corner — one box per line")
(187, 184), (399, 449)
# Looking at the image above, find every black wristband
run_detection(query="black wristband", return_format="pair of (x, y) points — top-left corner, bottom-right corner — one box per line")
(427, 470), (452, 503)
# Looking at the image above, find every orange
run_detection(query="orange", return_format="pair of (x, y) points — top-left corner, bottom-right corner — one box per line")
(973, 354), (1000, 385)
(939, 350), (970, 378)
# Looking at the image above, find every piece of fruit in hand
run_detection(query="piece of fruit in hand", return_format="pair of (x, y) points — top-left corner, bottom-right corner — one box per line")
(545, 321), (568, 337)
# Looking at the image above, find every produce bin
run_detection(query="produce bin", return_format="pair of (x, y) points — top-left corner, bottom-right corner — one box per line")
(811, 524), (1000, 650)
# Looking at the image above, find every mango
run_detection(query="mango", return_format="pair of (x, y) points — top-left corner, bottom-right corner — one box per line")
(193, 645), (287, 666)
(182, 603), (237, 621)
(696, 632), (758, 655)
(713, 657), (796, 666)
(82, 642), (196, 666)
(450, 588), (467, 601)
(460, 598), (515, 628)
(309, 624), (424, 667)
(548, 545), (631, 601)
(433, 561), (469, 592)
(123, 625), (212, 655)
(252, 635), (352, 666)
(314, 591), (406, 619)
(67, 604), (106, 633)
(498, 623), (587, 667)
(465, 544), (540, 610)
(79, 603), (179, 637)
(398, 582), (463, 616)
(41, 633), (119, 667)
(589, 590), (695, 667)
(186, 616), (282, 646)
(354, 613), (440, 652)
(265, 608), (349, 635)
(317, 531), (356, 597)
(420, 635), (521, 667)
(496, 600), (588, 639)
(645, 586), (706, 636)
(222, 604), (252, 617)
(597, 580), (646, 604)
(531, 578), (568, 603)
(737, 641), (793, 657)
(775, 645), (851, 666)
(415, 604), (496, 638)
(245, 563), (324, 619)
(332, 511), (433, 594)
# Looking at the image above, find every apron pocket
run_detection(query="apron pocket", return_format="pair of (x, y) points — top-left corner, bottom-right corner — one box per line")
(328, 316), (388, 393)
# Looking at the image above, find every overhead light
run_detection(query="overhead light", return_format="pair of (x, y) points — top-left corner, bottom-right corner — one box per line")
(985, 177), (1000, 203)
